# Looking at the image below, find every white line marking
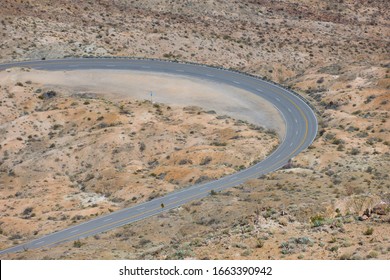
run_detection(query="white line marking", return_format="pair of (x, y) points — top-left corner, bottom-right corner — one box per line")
(176, 69), (184, 72)
(233, 81), (240, 84)
(295, 119), (298, 123)
(200, 187), (208, 191)
(67, 65), (78, 67)
(256, 88), (263, 92)
(290, 143), (293, 147)
(276, 97), (280, 101)
(206, 74), (214, 77)
(229, 176), (238, 181)
(168, 196), (177, 201)
(288, 108), (292, 113)
(105, 64), (116, 67)
(103, 218), (112, 222)
(137, 207), (145, 211)
(141, 66), (150, 69)
(70, 229), (79, 233)
(276, 155), (281, 159)
(35, 241), (45, 245)
(296, 131), (298, 135)
(0, 59), (318, 251)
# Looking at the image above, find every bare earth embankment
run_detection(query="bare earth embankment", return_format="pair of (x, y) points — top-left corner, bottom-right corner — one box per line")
(0, 0), (389, 259)
(0, 68), (279, 255)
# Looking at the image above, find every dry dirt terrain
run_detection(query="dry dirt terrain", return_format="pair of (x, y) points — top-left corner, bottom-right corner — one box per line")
(0, 68), (279, 252)
(0, 0), (389, 259)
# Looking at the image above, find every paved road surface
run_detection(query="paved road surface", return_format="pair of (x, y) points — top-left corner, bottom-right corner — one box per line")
(0, 58), (318, 255)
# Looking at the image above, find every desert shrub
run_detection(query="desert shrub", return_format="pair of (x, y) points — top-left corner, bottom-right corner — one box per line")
(363, 227), (374, 236)
(22, 207), (33, 215)
(364, 95), (376, 104)
(350, 148), (360, 155)
(256, 238), (264, 248)
(366, 166), (373, 173)
(329, 246), (339, 252)
(139, 239), (151, 246)
(292, 237), (312, 245)
(9, 234), (22, 240)
(324, 132), (335, 141)
(356, 132), (368, 138)
(332, 138), (344, 145)
(310, 214), (325, 227)
(211, 141), (227, 146)
(280, 241), (294, 255)
(38, 90), (57, 99)
(195, 176), (210, 184)
(73, 240), (84, 248)
(366, 251), (378, 259)
(173, 248), (192, 260)
(238, 165), (245, 170)
(178, 159), (193, 165)
(200, 156), (212, 165)
(139, 142), (146, 152)
(280, 237), (313, 255)
(337, 144), (345, 151)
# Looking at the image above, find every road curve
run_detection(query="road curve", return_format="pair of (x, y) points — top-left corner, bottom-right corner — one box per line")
(0, 58), (318, 255)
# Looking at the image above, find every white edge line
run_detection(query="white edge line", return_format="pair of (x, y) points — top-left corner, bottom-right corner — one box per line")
(0, 58), (319, 255)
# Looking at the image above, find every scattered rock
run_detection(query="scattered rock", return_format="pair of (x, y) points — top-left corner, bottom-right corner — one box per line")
(38, 90), (57, 99)
(372, 202), (388, 215)
(359, 215), (369, 221)
(363, 208), (371, 217)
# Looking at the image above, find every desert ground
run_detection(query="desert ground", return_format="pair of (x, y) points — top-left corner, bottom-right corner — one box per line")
(0, 0), (389, 259)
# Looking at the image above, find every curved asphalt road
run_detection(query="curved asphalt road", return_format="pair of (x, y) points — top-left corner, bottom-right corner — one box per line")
(0, 58), (318, 255)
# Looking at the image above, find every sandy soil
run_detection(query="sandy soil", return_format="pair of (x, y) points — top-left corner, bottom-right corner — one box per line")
(0, 0), (389, 260)
(0, 68), (279, 253)
(3, 69), (285, 133)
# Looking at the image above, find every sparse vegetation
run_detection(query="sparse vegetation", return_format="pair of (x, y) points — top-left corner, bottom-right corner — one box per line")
(363, 227), (374, 236)
(73, 240), (84, 248)
(310, 214), (325, 227)
(0, 0), (389, 261)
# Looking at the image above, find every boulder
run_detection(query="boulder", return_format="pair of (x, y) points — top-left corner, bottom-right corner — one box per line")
(372, 202), (388, 215)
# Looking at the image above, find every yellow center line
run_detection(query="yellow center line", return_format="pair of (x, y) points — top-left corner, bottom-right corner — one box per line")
(38, 188), (216, 250)
(5, 60), (313, 253)
(36, 95), (310, 252)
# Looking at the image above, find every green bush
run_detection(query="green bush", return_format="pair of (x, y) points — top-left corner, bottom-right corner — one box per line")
(363, 227), (374, 236)
(310, 214), (325, 227)
(73, 240), (84, 248)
